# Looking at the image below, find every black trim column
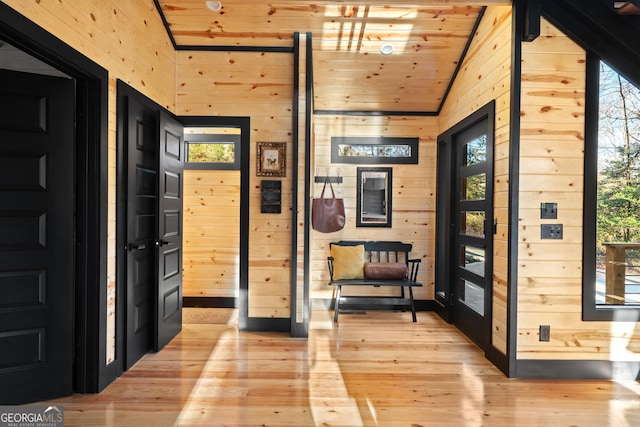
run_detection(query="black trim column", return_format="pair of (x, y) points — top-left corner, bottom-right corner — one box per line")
(290, 32), (313, 337)
(503, 0), (526, 378)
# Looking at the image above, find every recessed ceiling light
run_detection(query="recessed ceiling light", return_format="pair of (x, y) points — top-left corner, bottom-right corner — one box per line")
(205, 1), (222, 12)
(380, 43), (395, 55)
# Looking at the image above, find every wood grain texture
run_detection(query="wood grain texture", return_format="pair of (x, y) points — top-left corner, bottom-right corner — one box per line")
(37, 310), (640, 426)
(160, 1), (484, 112)
(183, 170), (240, 298)
(517, 18), (592, 360)
(7, 0), (638, 377)
(177, 49), (294, 318)
(311, 114), (436, 302)
(438, 5), (512, 354)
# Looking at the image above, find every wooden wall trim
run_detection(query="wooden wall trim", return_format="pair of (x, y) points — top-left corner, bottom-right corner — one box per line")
(290, 32), (303, 336)
(504, 0), (524, 378)
(314, 110), (437, 116)
(437, 6), (487, 114)
(522, 0), (541, 42)
(152, 0), (176, 48)
(183, 297), (237, 308)
(517, 359), (640, 380)
(177, 45), (294, 53)
(243, 317), (290, 333)
(581, 51), (608, 321)
(541, 0), (640, 88)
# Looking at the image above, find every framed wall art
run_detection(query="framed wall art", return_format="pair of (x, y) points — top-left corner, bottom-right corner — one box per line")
(256, 142), (286, 177)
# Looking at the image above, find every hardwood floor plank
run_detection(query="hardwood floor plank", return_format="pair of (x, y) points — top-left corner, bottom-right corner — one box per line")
(38, 310), (640, 426)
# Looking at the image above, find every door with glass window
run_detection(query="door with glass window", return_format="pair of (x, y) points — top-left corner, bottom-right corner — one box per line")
(435, 102), (494, 349)
(452, 118), (493, 348)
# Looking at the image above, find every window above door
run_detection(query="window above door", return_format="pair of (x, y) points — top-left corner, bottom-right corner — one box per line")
(184, 128), (240, 170)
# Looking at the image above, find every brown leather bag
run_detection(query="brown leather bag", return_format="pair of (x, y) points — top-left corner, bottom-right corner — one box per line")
(312, 177), (346, 233)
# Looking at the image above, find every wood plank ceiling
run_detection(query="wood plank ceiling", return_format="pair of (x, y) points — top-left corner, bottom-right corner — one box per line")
(156, 1), (510, 113)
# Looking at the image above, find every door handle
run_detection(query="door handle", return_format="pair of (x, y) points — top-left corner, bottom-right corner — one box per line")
(128, 242), (146, 251)
(155, 240), (171, 247)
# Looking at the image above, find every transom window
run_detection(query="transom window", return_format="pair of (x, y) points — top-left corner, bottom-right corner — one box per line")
(184, 127), (240, 170)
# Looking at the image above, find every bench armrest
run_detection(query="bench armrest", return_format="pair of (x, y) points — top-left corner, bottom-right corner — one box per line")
(407, 258), (421, 282)
(327, 256), (335, 280)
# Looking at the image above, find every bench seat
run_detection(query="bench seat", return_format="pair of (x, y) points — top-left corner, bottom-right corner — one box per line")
(327, 241), (423, 322)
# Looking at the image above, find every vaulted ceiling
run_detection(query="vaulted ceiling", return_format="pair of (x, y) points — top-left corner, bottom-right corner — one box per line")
(155, 1), (511, 113)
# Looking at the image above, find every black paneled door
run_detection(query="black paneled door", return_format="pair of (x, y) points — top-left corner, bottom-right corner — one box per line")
(0, 70), (75, 403)
(125, 96), (157, 369)
(155, 111), (183, 351)
(123, 94), (184, 370)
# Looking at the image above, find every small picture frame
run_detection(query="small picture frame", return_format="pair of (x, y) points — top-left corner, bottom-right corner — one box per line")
(256, 142), (286, 177)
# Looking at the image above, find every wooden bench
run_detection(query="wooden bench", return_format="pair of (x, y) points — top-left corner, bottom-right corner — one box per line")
(327, 240), (423, 322)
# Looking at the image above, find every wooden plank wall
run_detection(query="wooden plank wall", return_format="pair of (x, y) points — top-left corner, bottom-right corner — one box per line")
(437, 5), (512, 354)
(311, 115), (437, 302)
(2, 0), (175, 363)
(517, 19), (640, 360)
(183, 169), (240, 298)
(175, 50), (294, 318)
(518, 18), (585, 359)
(9, 0), (640, 371)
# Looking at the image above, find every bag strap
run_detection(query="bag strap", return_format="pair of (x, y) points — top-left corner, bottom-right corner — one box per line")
(320, 176), (336, 199)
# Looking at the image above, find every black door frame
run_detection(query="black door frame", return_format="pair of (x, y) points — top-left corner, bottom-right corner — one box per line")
(177, 116), (250, 330)
(0, 4), (110, 393)
(435, 100), (495, 352)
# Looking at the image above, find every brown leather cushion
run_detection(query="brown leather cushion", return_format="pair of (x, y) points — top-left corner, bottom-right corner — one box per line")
(363, 262), (407, 280)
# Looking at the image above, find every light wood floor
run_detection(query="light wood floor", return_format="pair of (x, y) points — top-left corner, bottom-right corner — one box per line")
(42, 309), (639, 426)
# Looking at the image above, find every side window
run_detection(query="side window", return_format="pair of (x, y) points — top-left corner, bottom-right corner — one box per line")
(584, 54), (640, 320)
(184, 128), (240, 170)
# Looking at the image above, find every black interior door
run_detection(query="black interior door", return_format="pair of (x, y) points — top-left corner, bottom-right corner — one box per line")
(125, 96), (157, 369)
(0, 69), (75, 403)
(155, 111), (183, 351)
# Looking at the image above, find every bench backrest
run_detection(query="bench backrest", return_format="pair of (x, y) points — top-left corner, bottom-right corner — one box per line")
(329, 240), (413, 263)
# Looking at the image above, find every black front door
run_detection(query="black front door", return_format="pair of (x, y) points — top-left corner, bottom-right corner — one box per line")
(0, 69), (75, 403)
(125, 96), (157, 369)
(435, 101), (495, 350)
(451, 116), (494, 349)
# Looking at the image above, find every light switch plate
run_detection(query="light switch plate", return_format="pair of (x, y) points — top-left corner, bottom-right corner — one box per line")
(540, 202), (558, 219)
(541, 224), (563, 239)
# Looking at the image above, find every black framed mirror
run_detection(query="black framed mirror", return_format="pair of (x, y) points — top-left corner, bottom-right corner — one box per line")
(356, 167), (392, 227)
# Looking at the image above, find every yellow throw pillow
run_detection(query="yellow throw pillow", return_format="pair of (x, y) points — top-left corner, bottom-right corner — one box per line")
(331, 244), (365, 280)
